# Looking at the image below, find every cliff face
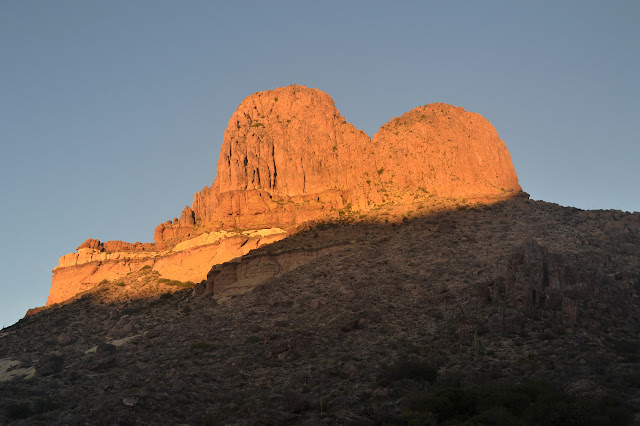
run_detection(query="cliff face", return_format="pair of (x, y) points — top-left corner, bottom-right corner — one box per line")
(189, 85), (373, 233)
(214, 86), (373, 196)
(188, 85), (521, 232)
(47, 230), (287, 305)
(47, 85), (523, 306)
(372, 103), (521, 198)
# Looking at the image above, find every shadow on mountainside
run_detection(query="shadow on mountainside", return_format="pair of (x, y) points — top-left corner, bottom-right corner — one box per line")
(1, 197), (640, 425)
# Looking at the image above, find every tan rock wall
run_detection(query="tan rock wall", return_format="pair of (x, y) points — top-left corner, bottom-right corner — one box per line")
(189, 85), (522, 231)
(205, 245), (346, 298)
(47, 85), (523, 306)
(372, 103), (521, 198)
(47, 260), (152, 305)
(47, 230), (287, 306)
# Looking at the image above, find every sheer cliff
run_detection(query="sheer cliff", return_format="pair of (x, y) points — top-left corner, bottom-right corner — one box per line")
(47, 85), (523, 306)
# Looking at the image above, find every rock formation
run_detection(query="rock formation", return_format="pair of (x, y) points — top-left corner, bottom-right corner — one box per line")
(154, 207), (197, 248)
(47, 85), (523, 306)
(17, 86), (640, 425)
(372, 103), (521, 199)
(190, 85), (521, 231)
(9, 197), (640, 425)
(47, 229), (287, 305)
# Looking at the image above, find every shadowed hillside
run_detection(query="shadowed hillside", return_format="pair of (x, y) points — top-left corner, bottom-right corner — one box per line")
(46, 85), (522, 308)
(3, 85), (638, 424)
(2, 197), (639, 425)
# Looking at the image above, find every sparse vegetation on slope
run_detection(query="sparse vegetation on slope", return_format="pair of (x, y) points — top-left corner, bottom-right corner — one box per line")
(1, 198), (639, 424)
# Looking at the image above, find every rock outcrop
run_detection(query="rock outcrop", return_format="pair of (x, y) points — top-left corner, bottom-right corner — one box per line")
(47, 84), (523, 306)
(201, 245), (348, 299)
(76, 239), (154, 253)
(15, 197), (640, 425)
(189, 85), (522, 231)
(47, 229), (287, 305)
(154, 207), (197, 248)
(371, 103), (521, 199)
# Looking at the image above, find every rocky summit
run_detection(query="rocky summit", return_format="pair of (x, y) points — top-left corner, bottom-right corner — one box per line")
(2, 86), (639, 425)
(47, 85), (522, 307)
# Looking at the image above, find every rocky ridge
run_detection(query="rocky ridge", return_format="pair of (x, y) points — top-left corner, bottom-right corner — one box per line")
(47, 85), (522, 306)
(47, 228), (287, 305)
(2, 198), (639, 425)
(3, 85), (639, 424)
(190, 85), (521, 230)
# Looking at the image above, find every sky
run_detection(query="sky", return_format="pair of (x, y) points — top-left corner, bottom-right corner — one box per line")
(1, 1), (638, 327)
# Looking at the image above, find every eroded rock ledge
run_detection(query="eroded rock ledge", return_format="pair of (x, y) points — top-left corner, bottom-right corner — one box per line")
(47, 229), (286, 305)
(47, 84), (524, 306)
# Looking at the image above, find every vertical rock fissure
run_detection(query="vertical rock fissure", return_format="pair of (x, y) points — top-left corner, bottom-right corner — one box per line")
(272, 144), (277, 190)
(243, 156), (248, 186)
(301, 161), (306, 193)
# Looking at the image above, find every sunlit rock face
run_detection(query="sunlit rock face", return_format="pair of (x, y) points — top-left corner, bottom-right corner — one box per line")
(47, 230), (287, 306)
(190, 85), (522, 231)
(372, 102), (521, 199)
(47, 84), (523, 306)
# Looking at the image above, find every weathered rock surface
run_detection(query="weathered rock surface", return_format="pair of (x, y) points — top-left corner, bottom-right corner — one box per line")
(204, 245), (348, 299)
(46, 85), (523, 306)
(152, 231), (286, 283)
(5, 198), (640, 425)
(47, 229), (287, 305)
(190, 85), (522, 231)
(76, 239), (154, 252)
(372, 103), (521, 199)
(154, 207), (197, 248)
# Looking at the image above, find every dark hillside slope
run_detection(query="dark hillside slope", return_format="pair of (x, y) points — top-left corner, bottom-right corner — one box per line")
(1, 198), (639, 425)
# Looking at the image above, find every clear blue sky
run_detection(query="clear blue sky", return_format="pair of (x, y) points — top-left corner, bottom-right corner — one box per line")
(1, 1), (638, 327)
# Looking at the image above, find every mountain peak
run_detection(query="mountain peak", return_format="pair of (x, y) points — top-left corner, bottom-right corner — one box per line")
(189, 85), (522, 233)
(47, 86), (523, 305)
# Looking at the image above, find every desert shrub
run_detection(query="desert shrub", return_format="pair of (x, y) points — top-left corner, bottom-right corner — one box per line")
(201, 413), (222, 425)
(244, 336), (260, 344)
(140, 265), (152, 271)
(158, 278), (195, 288)
(401, 381), (631, 425)
(612, 339), (640, 360)
(99, 279), (109, 285)
(120, 306), (146, 316)
(622, 368), (640, 387)
(4, 401), (32, 419)
(538, 331), (556, 340)
(4, 397), (58, 420)
(475, 325), (490, 336)
(379, 357), (437, 385)
(32, 397), (58, 414)
(190, 342), (215, 352)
